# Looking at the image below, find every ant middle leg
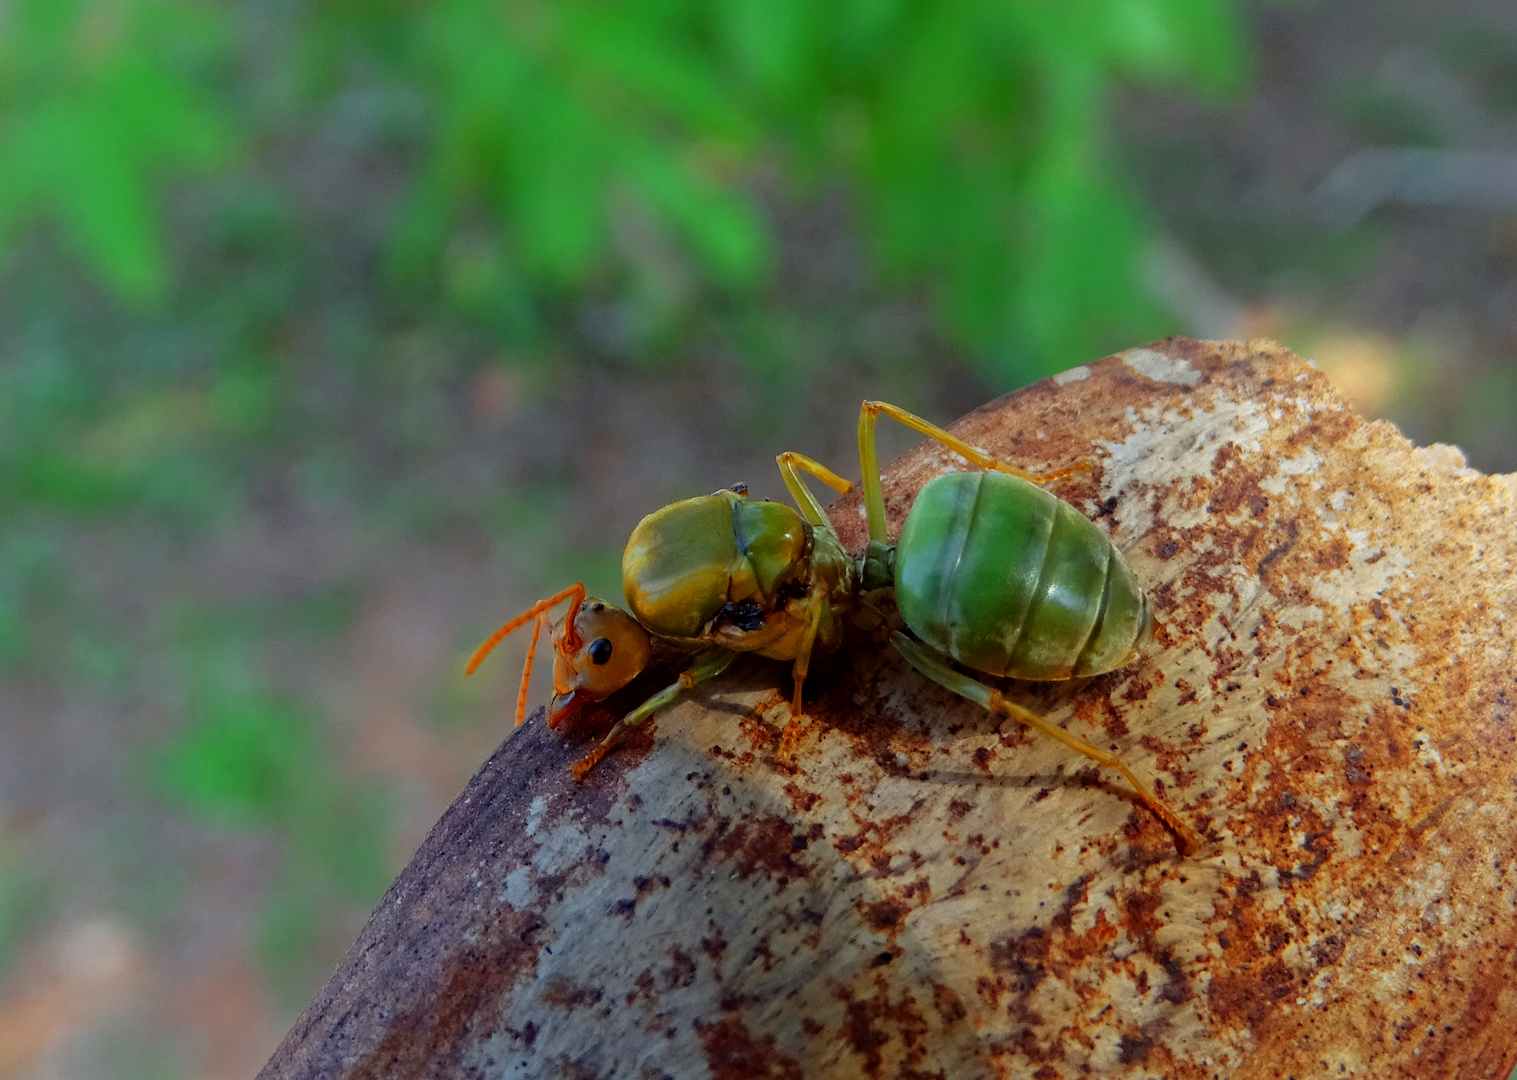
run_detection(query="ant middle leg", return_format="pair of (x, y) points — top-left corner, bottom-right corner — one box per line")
(857, 401), (1092, 543)
(775, 451), (853, 528)
(776, 586), (829, 760)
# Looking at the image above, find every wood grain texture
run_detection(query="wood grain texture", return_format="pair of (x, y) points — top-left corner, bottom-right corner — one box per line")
(260, 338), (1517, 1080)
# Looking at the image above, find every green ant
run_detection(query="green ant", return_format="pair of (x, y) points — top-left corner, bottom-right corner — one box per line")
(468, 402), (1200, 853)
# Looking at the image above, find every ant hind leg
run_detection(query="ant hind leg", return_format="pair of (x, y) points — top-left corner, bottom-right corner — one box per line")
(889, 631), (1202, 854)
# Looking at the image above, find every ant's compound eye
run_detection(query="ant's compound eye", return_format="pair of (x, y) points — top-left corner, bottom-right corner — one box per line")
(588, 637), (613, 665)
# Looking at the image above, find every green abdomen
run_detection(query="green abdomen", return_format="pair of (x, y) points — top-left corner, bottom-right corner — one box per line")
(894, 472), (1148, 680)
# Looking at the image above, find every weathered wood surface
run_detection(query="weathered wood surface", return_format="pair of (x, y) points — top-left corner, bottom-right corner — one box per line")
(260, 338), (1517, 1080)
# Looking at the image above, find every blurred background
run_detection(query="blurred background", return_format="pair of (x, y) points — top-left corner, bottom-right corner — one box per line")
(1, 0), (1515, 1076)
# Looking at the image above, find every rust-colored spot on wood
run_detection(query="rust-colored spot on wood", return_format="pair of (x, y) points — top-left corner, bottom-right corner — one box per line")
(702, 813), (814, 886)
(837, 981), (933, 1077)
(782, 782), (822, 813)
(696, 1017), (805, 1080)
(538, 978), (604, 1010)
(859, 897), (912, 934)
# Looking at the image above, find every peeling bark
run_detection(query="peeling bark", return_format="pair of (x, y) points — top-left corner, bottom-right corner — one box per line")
(260, 338), (1517, 1080)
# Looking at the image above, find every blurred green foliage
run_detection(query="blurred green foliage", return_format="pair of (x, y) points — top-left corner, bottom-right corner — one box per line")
(0, 845), (48, 979)
(1333, 82), (1447, 148)
(0, 343), (247, 521)
(0, 530), (59, 668)
(1, 0), (1246, 382)
(150, 613), (393, 1003)
(153, 604), (382, 849)
(0, 0), (232, 302)
(1439, 22), (1517, 116)
(156, 687), (317, 824)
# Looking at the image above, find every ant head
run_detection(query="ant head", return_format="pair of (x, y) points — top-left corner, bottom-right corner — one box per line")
(547, 598), (653, 727)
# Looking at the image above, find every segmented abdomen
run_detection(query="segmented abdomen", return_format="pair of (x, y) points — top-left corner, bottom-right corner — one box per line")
(893, 472), (1149, 680)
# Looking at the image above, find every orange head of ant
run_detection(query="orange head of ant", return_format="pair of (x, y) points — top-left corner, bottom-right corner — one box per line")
(547, 598), (653, 728)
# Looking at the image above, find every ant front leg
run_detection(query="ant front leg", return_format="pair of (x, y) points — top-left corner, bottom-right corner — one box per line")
(889, 632), (1202, 854)
(857, 401), (1092, 544)
(572, 650), (736, 780)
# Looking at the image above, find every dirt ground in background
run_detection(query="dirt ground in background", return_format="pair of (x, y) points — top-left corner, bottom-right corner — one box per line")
(2, 2), (1516, 1078)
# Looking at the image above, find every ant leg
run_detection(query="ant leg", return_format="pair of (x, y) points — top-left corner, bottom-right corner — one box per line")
(890, 632), (1202, 854)
(572, 650), (736, 780)
(857, 401), (1092, 543)
(778, 587), (827, 759)
(789, 597), (824, 718)
(776, 451), (852, 529)
(466, 583), (586, 675)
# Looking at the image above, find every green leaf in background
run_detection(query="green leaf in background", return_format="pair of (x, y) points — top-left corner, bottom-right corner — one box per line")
(811, 0), (1246, 377)
(154, 688), (315, 825)
(0, 0), (233, 303)
(369, 0), (1216, 376)
(390, 0), (770, 303)
(0, 0), (1247, 379)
